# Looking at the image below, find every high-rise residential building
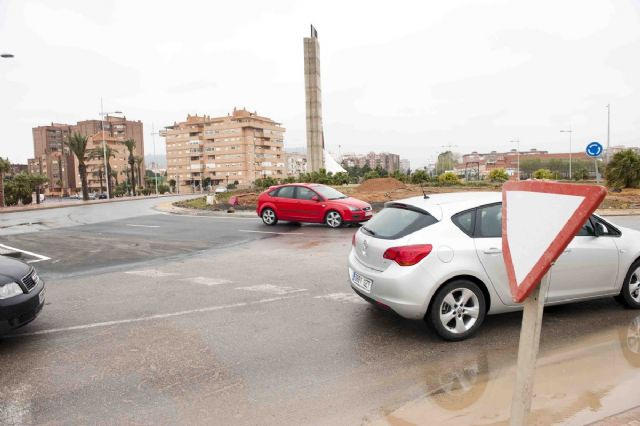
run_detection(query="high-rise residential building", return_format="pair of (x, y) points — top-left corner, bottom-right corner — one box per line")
(400, 159), (411, 174)
(341, 152), (401, 173)
(285, 152), (307, 177)
(162, 108), (286, 192)
(28, 116), (144, 195)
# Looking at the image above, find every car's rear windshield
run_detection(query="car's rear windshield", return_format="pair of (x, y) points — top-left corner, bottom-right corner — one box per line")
(361, 205), (438, 240)
(313, 185), (347, 200)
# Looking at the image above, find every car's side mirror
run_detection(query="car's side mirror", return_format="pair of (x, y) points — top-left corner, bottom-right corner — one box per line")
(311, 195), (319, 202)
(594, 222), (606, 237)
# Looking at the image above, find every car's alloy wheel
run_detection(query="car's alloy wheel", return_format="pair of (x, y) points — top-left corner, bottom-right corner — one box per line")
(325, 211), (343, 228)
(429, 280), (486, 341)
(262, 208), (277, 226)
(618, 261), (640, 309)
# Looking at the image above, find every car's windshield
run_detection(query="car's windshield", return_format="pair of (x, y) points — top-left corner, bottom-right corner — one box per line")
(313, 185), (347, 200)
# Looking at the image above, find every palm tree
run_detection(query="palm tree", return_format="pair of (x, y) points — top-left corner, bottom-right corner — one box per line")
(88, 146), (118, 196)
(111, 169), (119, 186)
(134, 155), (144, 189)
(92, 165), (104, 193)
(121, 139), (137, 196)
(66, 133), (90, 201)
(605, 149), (640, 189)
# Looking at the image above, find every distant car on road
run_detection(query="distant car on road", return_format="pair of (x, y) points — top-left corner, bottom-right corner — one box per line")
(97, 193), (107, 199)
(215, 187), (228, 193)
(0, 256), (45, 333)
(349, 192), (640, 340)
(69, 193), (81, 199)
(257, 183), (372, 228)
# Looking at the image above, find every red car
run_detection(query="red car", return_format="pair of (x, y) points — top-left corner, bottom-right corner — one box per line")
(257, 183), (373, 228)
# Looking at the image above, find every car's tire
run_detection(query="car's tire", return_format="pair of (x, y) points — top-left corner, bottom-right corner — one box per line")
(617, 260), (640, 309)
(261, 208), (278, 226)
(325, 210), (343, 228)
(428, 280), (486, 341)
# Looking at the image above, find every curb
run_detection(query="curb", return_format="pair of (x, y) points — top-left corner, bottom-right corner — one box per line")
(0, 193), (187, 214)
(154, 201), (256, 218)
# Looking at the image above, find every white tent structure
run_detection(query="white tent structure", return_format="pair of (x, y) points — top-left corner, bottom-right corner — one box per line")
(324, 150), (346, 174)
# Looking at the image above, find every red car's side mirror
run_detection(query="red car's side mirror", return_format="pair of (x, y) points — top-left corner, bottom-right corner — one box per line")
(311, 195), (319, 202)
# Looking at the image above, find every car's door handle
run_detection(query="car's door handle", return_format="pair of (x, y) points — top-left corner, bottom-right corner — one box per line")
(484, 248), (502, 254)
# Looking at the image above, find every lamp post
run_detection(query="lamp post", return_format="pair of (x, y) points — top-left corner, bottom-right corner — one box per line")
(560, 128), (573, 180)
(98, 100), (123, 199)
(226, 172), (230, 189)
(510, 138), (520, 180)
(606, 104), (611, 164)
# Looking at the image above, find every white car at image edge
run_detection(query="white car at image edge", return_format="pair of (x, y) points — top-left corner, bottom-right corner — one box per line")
(348, 192), (640, 341)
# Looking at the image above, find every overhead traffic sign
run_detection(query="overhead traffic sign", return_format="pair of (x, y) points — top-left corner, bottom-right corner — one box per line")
(586, 141), (603, 158)
(501, 181), (606, 303)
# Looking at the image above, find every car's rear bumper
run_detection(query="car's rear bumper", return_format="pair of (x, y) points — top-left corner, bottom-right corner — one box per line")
(348, 250), (432, 320)
(0, 280), (45, 333)
(343, 210), (373, 223)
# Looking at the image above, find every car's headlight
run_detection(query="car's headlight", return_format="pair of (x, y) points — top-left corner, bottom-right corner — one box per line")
(0, 282), (23, 299)
(348, 206), (361, 212)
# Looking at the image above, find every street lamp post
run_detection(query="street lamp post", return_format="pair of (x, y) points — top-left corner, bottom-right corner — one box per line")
(606, 104), (611, 164)
(510, 138), (520, 180)
(560, 128), (573, 180)
(98, 100), (123, 199)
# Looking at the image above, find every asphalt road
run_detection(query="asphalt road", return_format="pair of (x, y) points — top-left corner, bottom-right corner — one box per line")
(1, 200), (640, 425)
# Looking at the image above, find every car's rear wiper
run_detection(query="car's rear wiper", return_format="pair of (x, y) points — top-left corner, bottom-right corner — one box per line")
(362, 226), (376, 235)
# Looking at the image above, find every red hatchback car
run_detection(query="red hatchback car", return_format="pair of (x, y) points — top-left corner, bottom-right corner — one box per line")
(257, 183), (373, 228)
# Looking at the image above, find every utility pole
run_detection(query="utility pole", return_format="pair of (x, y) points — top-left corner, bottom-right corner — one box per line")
(510, 138), (520, 180)
(606, 104), (611, 164)
(560, 128), (573, 180)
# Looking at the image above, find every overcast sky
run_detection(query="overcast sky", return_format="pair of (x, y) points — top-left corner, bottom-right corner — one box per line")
(1, 0), (639, 168)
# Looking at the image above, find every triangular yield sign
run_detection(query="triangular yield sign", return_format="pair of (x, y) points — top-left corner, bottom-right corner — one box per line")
(502, 181), (607, 303)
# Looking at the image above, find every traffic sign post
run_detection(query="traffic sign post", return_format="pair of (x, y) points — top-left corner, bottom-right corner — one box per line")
(586, 142), (603, 184)
(502, 181), (606, 425)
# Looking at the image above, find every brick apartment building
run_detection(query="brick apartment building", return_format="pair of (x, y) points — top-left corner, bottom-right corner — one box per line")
(28, 116), (144, 195)
(341, 152), (401, 174)
(456, 149), (590, 179)
(162, 108), (286, 192)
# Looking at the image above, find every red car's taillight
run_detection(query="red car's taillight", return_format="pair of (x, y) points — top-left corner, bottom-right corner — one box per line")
(383, 244), (433, 266)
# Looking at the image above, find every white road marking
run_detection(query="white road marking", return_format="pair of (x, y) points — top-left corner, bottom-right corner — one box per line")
(125, 269), (180, 278)
(236, 284), (307, 295)
(126, 224), (161, 228)
(5, 296), (300, 338)
(238, 230), (304, 235)
(315, 293), (367, 304)
(158, 212), (258, 220)
(0, 243), (51, 263)
(184, 277), (231, 286)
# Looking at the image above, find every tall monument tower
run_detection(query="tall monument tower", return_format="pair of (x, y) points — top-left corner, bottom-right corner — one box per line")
(303, 25), (325, 172)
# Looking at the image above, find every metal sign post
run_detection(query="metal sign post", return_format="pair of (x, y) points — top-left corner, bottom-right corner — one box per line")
(509, 272), (551, 426)
(586, 142), (603, 184)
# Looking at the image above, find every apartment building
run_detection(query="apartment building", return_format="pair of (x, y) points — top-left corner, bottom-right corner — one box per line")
(341, 151), (401, 174)
(163, 108), (286, 192)
(399, 158), (411, 174)
(285, 152), (307, 177)
(28, 116), (144, 195)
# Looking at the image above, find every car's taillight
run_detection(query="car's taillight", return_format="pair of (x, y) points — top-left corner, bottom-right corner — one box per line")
(383, 244), (433, 266)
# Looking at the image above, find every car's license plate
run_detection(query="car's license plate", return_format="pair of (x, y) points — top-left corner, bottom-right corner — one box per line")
(352, 271), (373, 292)
(365, 211), (372, 217)
(38, 289), (45, 305)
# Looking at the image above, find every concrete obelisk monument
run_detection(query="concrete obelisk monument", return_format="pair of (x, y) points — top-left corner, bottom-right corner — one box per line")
(303, 25), (325, 172)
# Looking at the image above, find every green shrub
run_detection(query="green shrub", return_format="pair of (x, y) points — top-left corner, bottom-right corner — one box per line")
(532, 169), (554, 179)
(487, 168), (509, 182)
(438, 172), (460, 185)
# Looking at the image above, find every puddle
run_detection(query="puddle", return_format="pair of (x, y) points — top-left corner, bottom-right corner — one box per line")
(369, 315), (640, 426)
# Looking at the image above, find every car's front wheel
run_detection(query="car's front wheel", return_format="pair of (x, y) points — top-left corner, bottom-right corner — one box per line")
(261, 208), (278, 226)
(429, 280), (486, 341)
(617, 260), (640, 309)
(325, 210), (343, 228)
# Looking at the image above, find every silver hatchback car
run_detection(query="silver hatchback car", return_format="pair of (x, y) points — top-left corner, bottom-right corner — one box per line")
(348, 192), (640, 340)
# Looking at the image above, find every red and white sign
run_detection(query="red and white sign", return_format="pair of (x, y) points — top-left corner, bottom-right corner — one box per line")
(502, 181), (607, 303)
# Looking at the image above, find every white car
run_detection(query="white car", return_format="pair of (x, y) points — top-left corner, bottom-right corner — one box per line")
(215, 187), (228, 193)
(349, 192), (640, 340)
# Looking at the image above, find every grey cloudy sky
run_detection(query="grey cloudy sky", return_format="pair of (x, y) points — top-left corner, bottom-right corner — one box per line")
(1, 0), (639, 168)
